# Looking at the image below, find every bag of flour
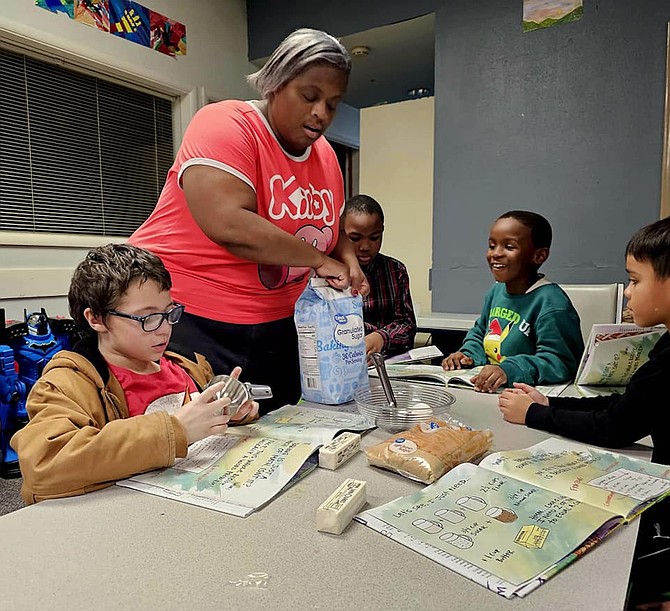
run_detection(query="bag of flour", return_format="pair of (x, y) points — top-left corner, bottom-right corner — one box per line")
(294, 278), (368, 404)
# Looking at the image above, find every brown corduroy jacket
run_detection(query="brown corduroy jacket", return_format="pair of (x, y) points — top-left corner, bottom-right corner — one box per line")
(11, 338), (213, 504)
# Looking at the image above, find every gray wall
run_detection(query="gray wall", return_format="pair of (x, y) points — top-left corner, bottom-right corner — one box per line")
(432, 0), (670, 313)
(325, 102), (360, 149)
(246, 0), (437, 59)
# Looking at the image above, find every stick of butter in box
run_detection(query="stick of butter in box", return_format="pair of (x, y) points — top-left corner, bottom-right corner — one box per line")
(316, 478), (367, 535)
(318, 432), (361, 470)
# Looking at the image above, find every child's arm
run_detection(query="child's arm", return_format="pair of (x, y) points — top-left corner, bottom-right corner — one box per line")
(509, 361), (664, 448)
(11, 375), (228, 502)
(498, 307), (584, 385)
(498, 384), (549, 422)
(364, 263), (416, 355)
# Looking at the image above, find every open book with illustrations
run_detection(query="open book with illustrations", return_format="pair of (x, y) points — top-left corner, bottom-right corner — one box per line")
(370, 364), (567, 396)
(117, 405), (374, 518)
(575, 324), (666, 387)
(370, 363), (483, 389)
(356, 437), (670, 598)
(384, 345), (444, 365)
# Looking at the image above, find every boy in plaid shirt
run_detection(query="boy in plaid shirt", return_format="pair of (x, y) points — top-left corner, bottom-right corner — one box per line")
(343, 195), (417, 359)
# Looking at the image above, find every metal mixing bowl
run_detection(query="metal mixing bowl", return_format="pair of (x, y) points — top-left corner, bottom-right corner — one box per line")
(354, 381), (457, 432)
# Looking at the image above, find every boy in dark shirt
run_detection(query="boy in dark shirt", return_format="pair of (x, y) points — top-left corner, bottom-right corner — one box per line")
(343, 194), (417, 358)
(499, 216), (670, 608)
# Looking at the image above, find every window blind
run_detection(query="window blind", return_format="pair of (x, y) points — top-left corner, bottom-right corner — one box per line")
(0, 47), (174, 237)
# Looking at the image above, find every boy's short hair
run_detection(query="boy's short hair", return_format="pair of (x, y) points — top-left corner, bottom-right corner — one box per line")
(344, 194), (385, 225)
(626, 217), (670, 280)
(498, 210), (552, 249)
(68, 244), (171, 333)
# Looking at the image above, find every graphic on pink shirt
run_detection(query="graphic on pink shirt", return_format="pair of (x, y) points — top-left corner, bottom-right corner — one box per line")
(258, 224), (335, 289)
(267, 174), (339, 227)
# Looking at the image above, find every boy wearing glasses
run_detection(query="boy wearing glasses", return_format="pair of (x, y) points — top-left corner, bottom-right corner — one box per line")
(11, 244), (258, 504)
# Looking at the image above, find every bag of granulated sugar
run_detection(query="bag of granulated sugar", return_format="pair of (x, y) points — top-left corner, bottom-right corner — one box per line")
(294, 278), (368, 404)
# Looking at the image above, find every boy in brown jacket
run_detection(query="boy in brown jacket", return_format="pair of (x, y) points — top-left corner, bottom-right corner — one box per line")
(11, 244), (258, 504)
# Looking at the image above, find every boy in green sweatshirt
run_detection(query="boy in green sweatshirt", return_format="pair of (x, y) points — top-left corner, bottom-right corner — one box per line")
(442, 210), (584, 392)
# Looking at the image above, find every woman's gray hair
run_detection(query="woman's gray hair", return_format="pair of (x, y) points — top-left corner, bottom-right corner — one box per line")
(247, 28), (351, 98)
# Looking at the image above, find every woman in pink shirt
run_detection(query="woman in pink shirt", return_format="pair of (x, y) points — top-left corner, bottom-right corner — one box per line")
(130, 29), (367, 412)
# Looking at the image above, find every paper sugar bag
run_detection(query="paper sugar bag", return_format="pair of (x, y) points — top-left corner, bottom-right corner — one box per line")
(294, 278), (369, 404)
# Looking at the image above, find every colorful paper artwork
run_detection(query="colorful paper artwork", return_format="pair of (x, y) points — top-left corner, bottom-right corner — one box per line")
(35, 0), (75, 18)
(149, 10), (187, 56)
(36, 0), (186, 56)
(523, 0), (583, 32)
(109, 0), (149, 47)
(74, 0), (110, 32)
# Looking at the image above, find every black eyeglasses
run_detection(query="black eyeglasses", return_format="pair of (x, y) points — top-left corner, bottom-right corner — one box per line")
(106, 304), (185, 332)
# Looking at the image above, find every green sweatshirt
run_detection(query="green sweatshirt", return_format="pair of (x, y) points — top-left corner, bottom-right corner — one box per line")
(460, 279), (584, 386)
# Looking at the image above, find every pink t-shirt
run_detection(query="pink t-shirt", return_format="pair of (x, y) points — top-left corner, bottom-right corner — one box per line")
(130, 100), (344, 324)
(108, 358), (197, 417)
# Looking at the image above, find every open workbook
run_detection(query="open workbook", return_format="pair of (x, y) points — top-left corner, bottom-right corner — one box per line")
(383, 345), (444, 365)
(370, 364), (567, 396)
(117, 405), (374, 517)
(356, 438), (670, 598)
(575, 324), (665, 387)
(369, 363), (486, 389)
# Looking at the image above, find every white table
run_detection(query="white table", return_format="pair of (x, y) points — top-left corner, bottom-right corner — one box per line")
(416, 312), (478, 332)
(0, 389), (650, 611)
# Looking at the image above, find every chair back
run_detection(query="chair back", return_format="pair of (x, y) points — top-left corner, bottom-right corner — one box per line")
(559, 283), (624, 343)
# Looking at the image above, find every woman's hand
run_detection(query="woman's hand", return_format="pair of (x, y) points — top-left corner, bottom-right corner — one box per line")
(326, 225), (369, 296)
(442, 351), (474, 370)
(315, 256), (370, 297)
(348, 261), (370, 297)
(315, 256), (351, 290)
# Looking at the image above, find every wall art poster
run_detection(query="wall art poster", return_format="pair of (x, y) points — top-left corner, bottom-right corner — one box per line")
(35, 0), (75, 18)
(149, 9), (187, 56)
(109, 0), (149, 47)
(74, 0), (110, 32)
(523, 0), (583, 32)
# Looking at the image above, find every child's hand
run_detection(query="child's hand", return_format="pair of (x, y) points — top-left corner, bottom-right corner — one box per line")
(498, 383), (548, 424)
(227, 366), (260, 425)
(498, 390), (535, 424)
(174, 381), (232, 444)
(442, 352), (474, 370)
(365, 332), (385, 362)
(510, 382), (549, 406)
(471, 365), (507, 393)
(229, 399), (260, 425)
